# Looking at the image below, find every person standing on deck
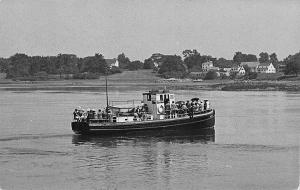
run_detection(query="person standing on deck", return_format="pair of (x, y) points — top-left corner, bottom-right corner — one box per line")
(165, 101), (171, 119)
(170, 102), (176, 118)
(181, 103), (187, 116)
(190, 102), (194, 118)
(73, 109), (78, 120)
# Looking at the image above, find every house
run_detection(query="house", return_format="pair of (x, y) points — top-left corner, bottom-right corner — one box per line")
(231, 65), (246, 76)
(240, 62), (260, 72)
(189, 71), (206, 79)
(105, 59), (119, 68)
(219, 68), (231, 77)
(202, 61), (214, 71)
(257, 63), (276, 73)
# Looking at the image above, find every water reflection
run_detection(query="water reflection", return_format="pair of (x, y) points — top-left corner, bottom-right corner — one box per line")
(71, 129), (215, 189)
(72, 128), (215, 147)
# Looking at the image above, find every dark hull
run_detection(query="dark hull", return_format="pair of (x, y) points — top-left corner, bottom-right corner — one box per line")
(72, 109), (215, 136)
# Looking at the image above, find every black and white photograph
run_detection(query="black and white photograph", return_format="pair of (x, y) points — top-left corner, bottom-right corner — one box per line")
(0, 0), (299, 189)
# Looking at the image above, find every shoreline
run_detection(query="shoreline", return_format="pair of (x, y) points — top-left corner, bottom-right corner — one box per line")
(0, 79), (299, 92)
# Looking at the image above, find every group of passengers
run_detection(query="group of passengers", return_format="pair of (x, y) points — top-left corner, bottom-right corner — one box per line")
(73, 98), (211, 122)
(164, 98), (210, 119)
(73, 107), (110, 122)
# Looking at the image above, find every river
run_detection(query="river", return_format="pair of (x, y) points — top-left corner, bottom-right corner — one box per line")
(0, 89), (299, 190)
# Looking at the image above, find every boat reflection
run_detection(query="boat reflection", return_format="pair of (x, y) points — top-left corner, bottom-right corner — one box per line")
(72, 128), (215, 147)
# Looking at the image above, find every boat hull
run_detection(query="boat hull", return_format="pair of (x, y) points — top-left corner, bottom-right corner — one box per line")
(72, 110), (215, 136)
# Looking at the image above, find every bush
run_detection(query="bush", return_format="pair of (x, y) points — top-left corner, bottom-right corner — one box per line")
(248, 72), (258, 80)
(73, 72), (100, 79)
(204, 70), (218, 80)
(109, 66), (122, 74)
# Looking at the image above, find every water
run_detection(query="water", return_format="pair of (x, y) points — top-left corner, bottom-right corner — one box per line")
(0, 89), (299, 190)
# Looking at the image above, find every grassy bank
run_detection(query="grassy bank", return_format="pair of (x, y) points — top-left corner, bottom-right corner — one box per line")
(219, 81), (300, 91)
(0, 70), (299, 91)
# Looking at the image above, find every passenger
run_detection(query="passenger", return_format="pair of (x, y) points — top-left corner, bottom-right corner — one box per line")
(204, 100), (207, 110)
(142, 104), (148, 113)
(73, 109), (78, 120)
(136, 106), (142, 118)
(165, 101), (171, 118)
(194, 101), (199, 112)
(102, 110), (106, 119)
(189, 102), (194, 118)
(186, 100), (191, 109)
(206, 100), (210, 110)
(97, 109), (102, 119)
(199, 101), (203, 112)
(170, 102), (177, 118)
(181, 103), (187, 116)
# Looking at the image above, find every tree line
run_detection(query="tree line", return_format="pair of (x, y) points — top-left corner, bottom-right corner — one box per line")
(0, 50), (299, 79)
(0, 53), (145, 80)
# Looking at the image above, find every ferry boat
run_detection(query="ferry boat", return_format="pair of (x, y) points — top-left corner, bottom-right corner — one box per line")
(71, 89), (215, 135)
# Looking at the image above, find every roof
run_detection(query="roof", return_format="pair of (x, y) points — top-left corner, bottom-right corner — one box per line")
(109, 103), (143, 109)
(240, 62), (260, 68)
(105, 59), (117, 65)
(202, 61), (213, 66)
(258, 62), (271, 67)
(143, 89), (170, 95)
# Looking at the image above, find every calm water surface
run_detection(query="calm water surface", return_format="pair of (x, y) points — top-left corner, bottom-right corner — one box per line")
(0, 89), (299, 190)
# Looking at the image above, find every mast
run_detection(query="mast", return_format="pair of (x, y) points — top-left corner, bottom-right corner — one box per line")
(105, 68), (109, 111)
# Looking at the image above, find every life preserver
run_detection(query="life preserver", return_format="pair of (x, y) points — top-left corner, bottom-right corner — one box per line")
(157, 104), (165, 114)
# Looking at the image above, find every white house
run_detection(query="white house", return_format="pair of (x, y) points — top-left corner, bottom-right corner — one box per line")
(202, 61), (214, 71)
(257, 63), (276, 73)
(240, 61), (260, 72)
(219, 68), (231, 77)
(231, 66), (246, 76)
(105, 59), (119, 68)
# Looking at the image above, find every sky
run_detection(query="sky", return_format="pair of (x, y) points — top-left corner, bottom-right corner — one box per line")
(0, 0), (299, 61)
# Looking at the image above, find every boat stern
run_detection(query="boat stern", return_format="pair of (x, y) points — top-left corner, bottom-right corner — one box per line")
(71, 121), (89, 134)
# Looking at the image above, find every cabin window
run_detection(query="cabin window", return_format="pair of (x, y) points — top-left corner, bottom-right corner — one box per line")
(160, 95), (163, 101)
(147, 94), (151, 101)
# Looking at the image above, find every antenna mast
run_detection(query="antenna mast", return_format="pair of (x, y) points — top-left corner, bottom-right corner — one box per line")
(105, 68), (109, 111)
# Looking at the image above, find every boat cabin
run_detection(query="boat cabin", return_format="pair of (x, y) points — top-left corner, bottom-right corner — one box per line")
(142, 89), (175, 120)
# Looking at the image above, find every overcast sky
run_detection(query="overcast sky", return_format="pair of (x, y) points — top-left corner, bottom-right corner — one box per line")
(0, 0), (299, 60)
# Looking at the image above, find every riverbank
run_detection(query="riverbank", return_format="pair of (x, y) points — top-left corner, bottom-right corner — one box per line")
(217, 80), (300, 91)
(0, 70), (299, 91)
(1, 79), (299, 92)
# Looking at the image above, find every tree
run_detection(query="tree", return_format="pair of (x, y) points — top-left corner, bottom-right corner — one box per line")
(270, 53), (279, 68)
(128, 60), (143, 70)
(259, 52), (269, 63)
(7, 53), (31, 78)
(143, 58), (154, 69)
(243, 64), (251, 75)
(270, 53), (278, 63)
(233, 52), (244, 63)
(284, 52), (300, 76)
(81, 53), (107, 74)
(204, 70), (218, 80)
(158, 55), (186, 78)
(182, 49), (202, 69)
(233, 52), (257, 63)
(0, 58), (10, 73)
(214, 58), (234, 68)
(182, 49), (216, 70)
(246, 54), (257, 62)
(117, 53), (130, 69)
